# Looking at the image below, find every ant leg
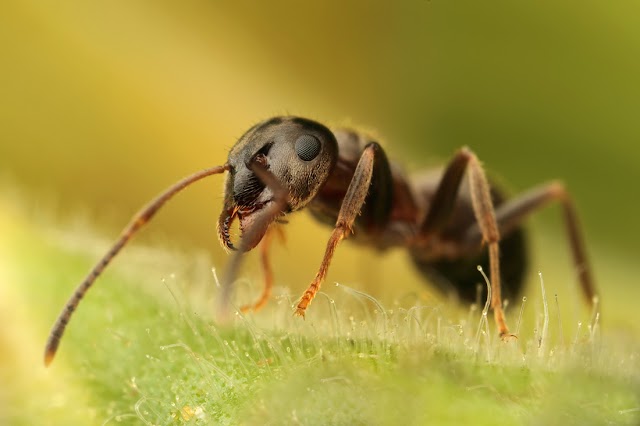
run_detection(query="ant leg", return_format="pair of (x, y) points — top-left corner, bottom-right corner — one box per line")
(419, 150), (471, 236)
(218, 161), (289, 316)
(295, 142), (387, 317)
(44, 164), (230, 366)
(417, 148), (509, 336)
(239, 227), (275, 314)
(464, 181), (597, 307)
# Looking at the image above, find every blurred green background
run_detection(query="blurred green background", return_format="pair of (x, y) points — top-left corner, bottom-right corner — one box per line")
(1, 2), (639, 326)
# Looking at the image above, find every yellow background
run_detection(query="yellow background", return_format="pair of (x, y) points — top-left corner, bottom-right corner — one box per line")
(1, 1), (639, 320)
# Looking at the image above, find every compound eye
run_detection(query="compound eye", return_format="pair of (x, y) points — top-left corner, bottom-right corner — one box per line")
(295, 134), (321, 161)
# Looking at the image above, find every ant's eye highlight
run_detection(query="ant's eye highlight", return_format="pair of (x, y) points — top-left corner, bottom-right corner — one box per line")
(295, 134), (321, 161)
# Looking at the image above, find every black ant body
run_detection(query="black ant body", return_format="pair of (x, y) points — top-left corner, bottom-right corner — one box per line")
(45, 116), (597, 365)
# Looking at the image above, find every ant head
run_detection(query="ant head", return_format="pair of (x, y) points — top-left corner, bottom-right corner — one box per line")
(217, 116), (338, 251)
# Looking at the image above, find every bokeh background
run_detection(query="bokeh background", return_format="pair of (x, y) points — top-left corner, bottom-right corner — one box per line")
(2, 2), (639, 331)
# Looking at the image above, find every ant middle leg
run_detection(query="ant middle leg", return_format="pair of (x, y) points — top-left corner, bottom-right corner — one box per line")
(416, 147), (510, 336)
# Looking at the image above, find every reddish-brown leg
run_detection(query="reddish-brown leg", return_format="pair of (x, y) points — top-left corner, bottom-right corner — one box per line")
(464, 181), (597, 307)
(239, 227), (275, 314)
(417, 148), (510, 335)
(465, 150), (510, 335)
(294, 143), (382, 317)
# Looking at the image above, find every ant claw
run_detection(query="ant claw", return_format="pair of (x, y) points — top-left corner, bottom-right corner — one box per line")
(293, 307), (307, 319)
(500, 333), (518, 342)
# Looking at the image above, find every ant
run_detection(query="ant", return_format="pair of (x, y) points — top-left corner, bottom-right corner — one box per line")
(44, 116), (597, 366)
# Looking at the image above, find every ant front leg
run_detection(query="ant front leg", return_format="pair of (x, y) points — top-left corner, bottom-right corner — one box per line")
(239, 226), (276, 314)
(294, 142), (389, 317)
(418, 147), (511, 336)
(465, 181), (597, 308)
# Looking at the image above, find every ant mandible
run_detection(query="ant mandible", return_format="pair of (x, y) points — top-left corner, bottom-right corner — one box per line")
(44, 116), (597, 366)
